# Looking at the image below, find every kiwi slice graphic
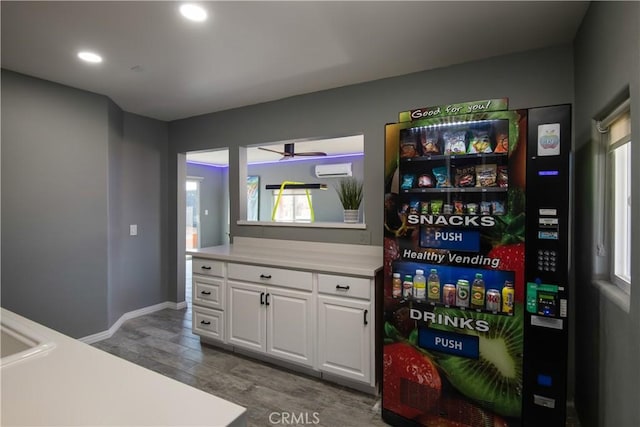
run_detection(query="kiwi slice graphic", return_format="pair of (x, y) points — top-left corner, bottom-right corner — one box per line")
(429, 304), (523, 417)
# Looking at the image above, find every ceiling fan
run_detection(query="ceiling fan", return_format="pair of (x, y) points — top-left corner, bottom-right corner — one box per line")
(258, 143), (327, 160)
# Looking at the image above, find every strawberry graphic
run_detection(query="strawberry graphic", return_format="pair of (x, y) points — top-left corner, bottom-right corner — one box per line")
(383, 342), (442, 419)
(488, 242), (525, 303)
(485, 188), (526, 302)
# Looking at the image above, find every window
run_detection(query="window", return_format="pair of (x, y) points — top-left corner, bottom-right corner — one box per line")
(240, 135), (365, 228)
(272, 189), (312, 223)
(597, 99), (631, 293)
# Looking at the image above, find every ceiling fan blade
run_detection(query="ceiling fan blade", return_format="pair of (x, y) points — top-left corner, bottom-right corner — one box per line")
(259, 144), (326, 158)
(294, 152), (328, 156)
(258, 147), (286, 155)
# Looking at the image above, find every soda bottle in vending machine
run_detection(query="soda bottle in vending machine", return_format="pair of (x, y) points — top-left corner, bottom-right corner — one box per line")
(456, 279), (470, 308)
(502, 280), (515, 314)
(486, 288), (501, 312)
(427, 269), (441, 303)
(442, 283), (456, 306)
(413, 269), (427, 300)
(392, 273), (402, 298)
(402, 275), (413, 299)
(470, 273), (486, 309)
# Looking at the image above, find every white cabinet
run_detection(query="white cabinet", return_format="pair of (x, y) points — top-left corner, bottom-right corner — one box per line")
(192, 258), (224, 277)
(227, 263), (312, 291)
(266, 287), (314, 366)
(193, 275), (224, 309)
(191, 259), (225, 343)
(227, 281), (266, 352)
(189, 239), (381, 393)
(193, 306), (225, 341)
(318, 278), (375, 385)
(318, 274), (371, 300)
(227, 263), (314, 368)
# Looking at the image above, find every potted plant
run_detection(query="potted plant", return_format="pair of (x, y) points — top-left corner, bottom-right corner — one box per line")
(336, 178), (363, 223)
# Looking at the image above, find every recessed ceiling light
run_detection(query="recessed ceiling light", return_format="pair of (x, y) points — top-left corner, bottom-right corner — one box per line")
(180, 4), (207, 22)
(77, 51), (102, 64)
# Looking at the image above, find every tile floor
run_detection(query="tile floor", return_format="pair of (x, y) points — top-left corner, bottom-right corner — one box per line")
(92, 258), (581, 427)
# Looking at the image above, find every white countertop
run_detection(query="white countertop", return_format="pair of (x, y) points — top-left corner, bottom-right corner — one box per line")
(1, 308), (247, 427)
(187, 237), (383, 277)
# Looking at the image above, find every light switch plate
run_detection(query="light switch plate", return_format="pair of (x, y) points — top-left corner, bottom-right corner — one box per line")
(130, 224), (137, 236)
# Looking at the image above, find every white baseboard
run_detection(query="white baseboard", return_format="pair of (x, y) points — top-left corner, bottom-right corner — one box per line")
(80, 301), (187, 344)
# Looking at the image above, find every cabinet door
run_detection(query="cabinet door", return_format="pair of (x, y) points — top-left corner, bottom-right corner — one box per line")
(228, 281), (266, 352)
(317, 295), (371, 384)
(266, 287), (314, 367)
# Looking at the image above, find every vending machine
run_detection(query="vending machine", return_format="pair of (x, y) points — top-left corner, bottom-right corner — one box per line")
(382, 99), (571, 427)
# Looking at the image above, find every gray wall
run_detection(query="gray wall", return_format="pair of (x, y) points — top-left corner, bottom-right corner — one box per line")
(167, 44), (575, 299)
(573, 3), (640, 427)
(1, 70), (170, 338)
(108, 111), (169, 326)
(169, 45), (574, 245)
(247, 154), (365, 222)
(1, 70), (110, 337)
(186, 162), (229, 247)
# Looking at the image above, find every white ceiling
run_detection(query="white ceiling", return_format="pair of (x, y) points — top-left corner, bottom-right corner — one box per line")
(2, 1), (589, 124)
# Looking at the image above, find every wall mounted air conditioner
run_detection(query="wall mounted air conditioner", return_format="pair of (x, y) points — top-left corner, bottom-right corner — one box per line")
(314, 163), (353, 178)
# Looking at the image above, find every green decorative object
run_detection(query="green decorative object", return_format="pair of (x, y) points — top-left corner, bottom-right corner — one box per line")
(336, 178), (363, 222)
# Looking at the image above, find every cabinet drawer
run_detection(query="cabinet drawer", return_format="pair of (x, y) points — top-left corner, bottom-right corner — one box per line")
(318, 274), (371, 300)
(193, 276), (225, 310)
(227, 263), (312, 291)
(193, 306), (225, 342)
(192, 258), (224, 277)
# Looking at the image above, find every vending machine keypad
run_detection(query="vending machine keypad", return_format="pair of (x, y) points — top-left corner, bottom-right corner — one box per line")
(536, 250), (557, 272)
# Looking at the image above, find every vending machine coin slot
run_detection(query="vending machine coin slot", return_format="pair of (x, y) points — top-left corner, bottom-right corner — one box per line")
(538, 217), (559, 228)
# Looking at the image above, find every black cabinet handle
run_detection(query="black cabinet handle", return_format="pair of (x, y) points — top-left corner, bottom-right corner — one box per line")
(260, 274), (272, 280)
(200, 290), (211, 295)
(200, 320), (211, 325)
(265, 293), (270, 306)
(363, 309), (369, 325)
(336, 284), (350, 291)
(260, 292), (265, 305)
(201, 266), (212, 270)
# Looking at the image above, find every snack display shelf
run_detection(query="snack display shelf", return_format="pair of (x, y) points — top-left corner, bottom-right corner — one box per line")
(401, 187), (508, 194)
(400, 152), (508, 162)
(396, 299), (515, 317)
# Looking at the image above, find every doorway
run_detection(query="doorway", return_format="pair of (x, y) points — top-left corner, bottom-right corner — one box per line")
(181, 149), (230, 308)
(186, 178), (201, 251)
(185, 177), (201, 308)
